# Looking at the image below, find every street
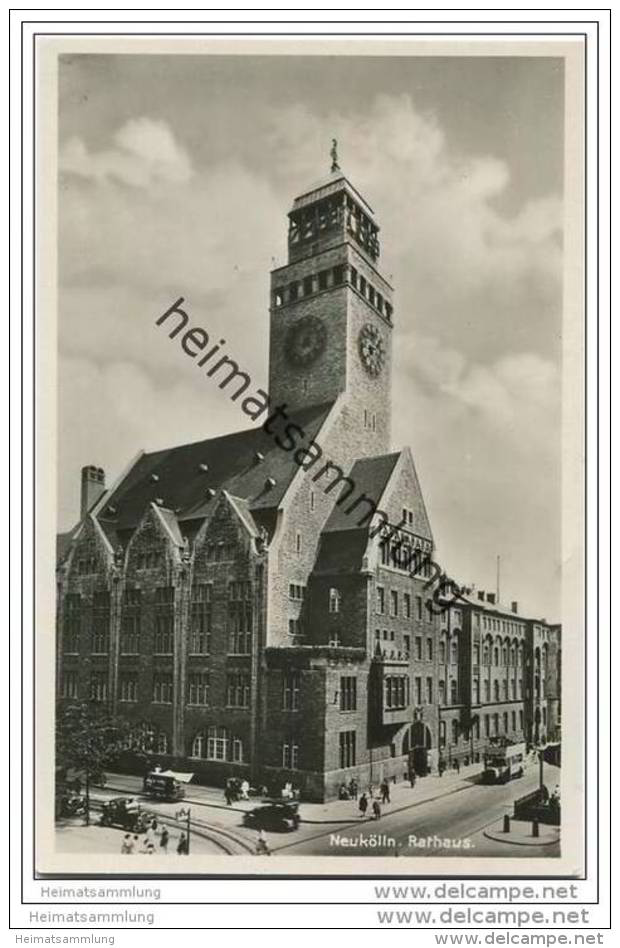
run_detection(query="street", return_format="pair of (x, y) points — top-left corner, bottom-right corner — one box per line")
(75, 760), (560, 859)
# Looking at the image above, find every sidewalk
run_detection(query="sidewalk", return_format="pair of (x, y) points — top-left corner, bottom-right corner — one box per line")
(483, 816), (560, 847)
(145, 763), (484, 825)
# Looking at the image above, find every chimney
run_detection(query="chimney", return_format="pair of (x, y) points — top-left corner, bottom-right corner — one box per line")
(486, 592), (496, 605)
(80, 465), (106, 519)
(511, 600), (518, 614)
(477, 591), (485, 602)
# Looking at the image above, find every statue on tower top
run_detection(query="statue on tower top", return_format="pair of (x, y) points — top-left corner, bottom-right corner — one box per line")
(330, 138), (340, 173)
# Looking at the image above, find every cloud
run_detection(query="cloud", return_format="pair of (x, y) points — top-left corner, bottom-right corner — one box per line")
(60, 117), (193, 187)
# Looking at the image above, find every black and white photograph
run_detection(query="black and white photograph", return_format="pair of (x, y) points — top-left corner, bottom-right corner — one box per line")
(32, 34), (588, 879)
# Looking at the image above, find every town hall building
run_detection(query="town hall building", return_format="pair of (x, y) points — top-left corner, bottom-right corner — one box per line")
(56, 159), (561, 801)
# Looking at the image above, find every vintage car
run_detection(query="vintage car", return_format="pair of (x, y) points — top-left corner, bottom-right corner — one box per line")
(98, 797), (150, 833)
(242, 801), (300, 832)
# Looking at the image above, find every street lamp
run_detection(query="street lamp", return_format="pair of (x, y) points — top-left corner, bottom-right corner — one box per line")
(175, 806), (191, 854)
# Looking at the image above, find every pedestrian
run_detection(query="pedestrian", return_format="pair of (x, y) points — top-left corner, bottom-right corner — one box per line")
(358, 793), (368, 818)
(455, 759), (461, 774)
(151, 818), (158, 834)
(120, 834), (133, 854)
(224, 785), (232, 806)
(348, 777), (358, 800)
(139, 835), (151, 854)
(159, 827), (169, 854)
(410, 770), (417, 789)
(372, 799), (382, 820)
(256, 829), (271, 855)
(438, 760), (445, 778)
(177, 832), (189, 855)
(380, 779), (390, 804)
(241, 779), (250, 800)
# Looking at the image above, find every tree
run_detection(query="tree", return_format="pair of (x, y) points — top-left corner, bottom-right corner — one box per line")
(56, 701), (149, 826)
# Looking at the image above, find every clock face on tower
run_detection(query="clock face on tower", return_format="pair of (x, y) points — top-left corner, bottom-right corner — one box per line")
(285, 314), (327, 367)
(358, 323), (386, 377)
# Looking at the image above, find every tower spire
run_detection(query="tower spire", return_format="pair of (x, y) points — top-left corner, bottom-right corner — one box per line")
(330, 138), (340, 173)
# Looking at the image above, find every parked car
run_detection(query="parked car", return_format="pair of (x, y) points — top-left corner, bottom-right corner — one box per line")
(242, 801), (300, 832)
(99, 797), (149, 833)
(57, 794), (86, 818)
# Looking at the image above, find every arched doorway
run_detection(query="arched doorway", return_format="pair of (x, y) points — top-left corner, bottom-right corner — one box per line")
(409, 722), (433, 776)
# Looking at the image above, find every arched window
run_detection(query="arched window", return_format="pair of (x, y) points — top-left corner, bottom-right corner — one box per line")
(450, 679), (458, 705)
(502, 712), (509, 733)
(493, 647), (499, 666)
(329, 588), (341, 613)
(502, 646), (508, 665)
(473, 644), (480, 665)
(439, 721), (446, 747)
(191, 732), (206, 759)
(438, 680), (446, 705)
(439, 639), (447, 664)
(493, 680), (500, 701)
(492, 713), (499, 735)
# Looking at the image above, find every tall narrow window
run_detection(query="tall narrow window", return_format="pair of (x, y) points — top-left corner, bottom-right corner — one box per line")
(339, 730), (356, 768)
(121, 588), (141, 654)
(283, 671), (301, 711)
(228, 581), (253, 654)
(63, 594), (81, 653)
(154, 586), (174, 654)
(339, 676), (357, 711)
(329, 587), (341, 613)
(91, 591), (110, 654)
(189, 583), (212, 654)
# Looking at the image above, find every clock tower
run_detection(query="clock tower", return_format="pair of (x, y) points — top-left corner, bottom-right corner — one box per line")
(268, 154), (393, 455)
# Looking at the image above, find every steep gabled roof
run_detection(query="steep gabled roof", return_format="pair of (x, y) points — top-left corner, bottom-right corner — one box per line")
(322, 452), (401, 534)
(97, 401), (335, 531)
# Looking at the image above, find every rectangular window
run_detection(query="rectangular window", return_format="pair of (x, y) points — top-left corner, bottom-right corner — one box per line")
(119, 673), (138, 703)
(61, 670), (78, 699)
(91, 591), (110, 654)
(228, 582), (253, 654)
(404, 593), (411, 619)
(288, 617), (303, 637)
(295, 531), (302, 555)
(154, 586), (175, 654)
(289, 281), (299, 301)
(339, 676), (357, 712)
(282, 742), (299, 770)
(350, 266), (358, 289)
(283, 671), (301, 711)
(318, 270), (328, 291)
(153, 673), (173, 704)
(63, 594), (81, 653)
(288, 583), (306, 600)
(414, 677), (422, 705)
(187, 672), (210, 706)
(416, 596), (422, 620)
(390, 590), (398, 617)
(120, 587), (141, 654)
(189, 583), (212, 654)
(333, 264), (345, 285)
(377, 586), (385, 614)
(415, 636), (422, 661)
(89, 672), (108, 702)
(403, 634), (411, 657)
(426, 638), (433, 661)
(303, 275), (313, 296)
(226, 672), (250, 709)
(426, 677), (433, 704)
(384, 675), (409, 709)
(339, 730), (356, 769)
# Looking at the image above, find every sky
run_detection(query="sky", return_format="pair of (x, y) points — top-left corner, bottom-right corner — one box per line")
(57, 52), (564, 619)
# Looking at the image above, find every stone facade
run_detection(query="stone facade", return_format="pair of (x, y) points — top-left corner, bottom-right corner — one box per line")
(56, 166), (561, 801)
